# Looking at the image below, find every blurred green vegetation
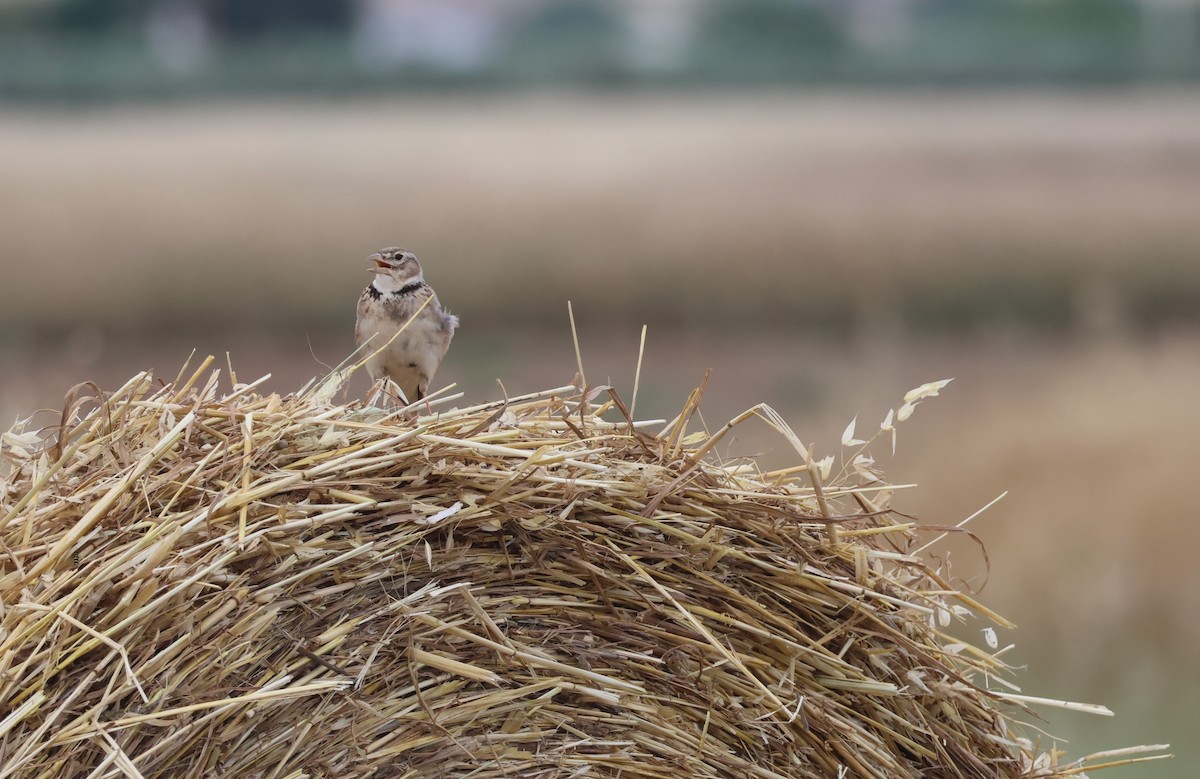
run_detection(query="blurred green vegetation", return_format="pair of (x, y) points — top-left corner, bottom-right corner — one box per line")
(691, 0), (847, 82)
(499, 1), (628, 84)
(0, 0), (1199, 100)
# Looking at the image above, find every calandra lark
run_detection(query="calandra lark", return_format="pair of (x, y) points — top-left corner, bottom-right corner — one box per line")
(355, 247), (458, 403)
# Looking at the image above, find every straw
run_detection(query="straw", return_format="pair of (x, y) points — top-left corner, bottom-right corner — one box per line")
(0, 358), (1167, 777)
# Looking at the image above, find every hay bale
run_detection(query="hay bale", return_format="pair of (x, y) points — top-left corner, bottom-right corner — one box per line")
(0, 359), (1161, 777)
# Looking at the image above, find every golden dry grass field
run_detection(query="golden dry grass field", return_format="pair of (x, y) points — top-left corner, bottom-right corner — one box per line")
(1, 92), (1197, 775)
(2, 91), (1200, 335)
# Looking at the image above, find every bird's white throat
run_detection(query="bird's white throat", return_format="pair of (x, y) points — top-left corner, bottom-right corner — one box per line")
(372, 272), (423, 294)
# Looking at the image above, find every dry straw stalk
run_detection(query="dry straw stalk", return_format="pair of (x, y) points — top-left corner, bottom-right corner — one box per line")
(0, 356), (1166, 778)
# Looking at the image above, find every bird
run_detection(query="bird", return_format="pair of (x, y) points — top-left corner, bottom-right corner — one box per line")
(355, 247), (458, 404)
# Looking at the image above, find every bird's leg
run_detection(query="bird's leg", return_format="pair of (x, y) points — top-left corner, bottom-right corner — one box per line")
(390, 385), (421, 422)
(416, 385), (435, 417)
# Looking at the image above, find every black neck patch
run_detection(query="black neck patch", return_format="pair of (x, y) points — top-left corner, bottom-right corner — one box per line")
(368, 280), (425, 300)
(397, 280), (426, 296)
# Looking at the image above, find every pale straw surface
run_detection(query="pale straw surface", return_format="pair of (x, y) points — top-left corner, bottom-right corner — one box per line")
(0, 357), (1166, 778)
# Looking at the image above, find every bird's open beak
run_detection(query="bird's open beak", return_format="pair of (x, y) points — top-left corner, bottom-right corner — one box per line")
(373, 258), (391, 270)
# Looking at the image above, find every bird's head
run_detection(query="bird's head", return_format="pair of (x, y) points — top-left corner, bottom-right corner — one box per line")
(368, 247), (424, 291)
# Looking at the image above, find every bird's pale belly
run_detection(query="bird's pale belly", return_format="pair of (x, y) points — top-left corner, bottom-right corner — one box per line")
(360, 311), (445, 402)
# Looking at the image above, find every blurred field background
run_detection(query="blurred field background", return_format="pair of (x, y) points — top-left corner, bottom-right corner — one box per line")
(2, 0), (1198, 775)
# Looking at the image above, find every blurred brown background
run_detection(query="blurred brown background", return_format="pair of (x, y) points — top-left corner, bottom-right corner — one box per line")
(2, 1), (1198, 774)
